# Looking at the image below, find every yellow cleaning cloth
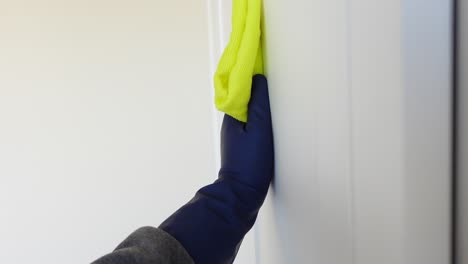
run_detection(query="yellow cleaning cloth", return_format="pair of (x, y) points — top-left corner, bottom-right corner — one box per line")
(214, 0), (264, 122)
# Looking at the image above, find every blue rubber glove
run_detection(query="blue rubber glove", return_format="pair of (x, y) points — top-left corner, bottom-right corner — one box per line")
(159, 75), (274, 264)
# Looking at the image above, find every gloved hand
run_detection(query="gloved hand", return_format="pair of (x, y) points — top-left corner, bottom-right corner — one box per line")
(159, 75), (274, 264)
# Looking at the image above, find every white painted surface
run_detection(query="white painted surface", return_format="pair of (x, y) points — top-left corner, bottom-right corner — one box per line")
(257, 0), (452, 264)
(0, 1), (218, 263)
(401, 1), (452, 263)
(458, 0), (468, 263)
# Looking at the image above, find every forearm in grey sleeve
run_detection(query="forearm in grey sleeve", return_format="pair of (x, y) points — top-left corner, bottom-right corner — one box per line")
(91, 226), (194, 264)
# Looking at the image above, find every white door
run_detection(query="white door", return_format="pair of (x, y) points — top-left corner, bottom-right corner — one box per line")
(254, 0), (452, 263)
(458, 0), (468, 263)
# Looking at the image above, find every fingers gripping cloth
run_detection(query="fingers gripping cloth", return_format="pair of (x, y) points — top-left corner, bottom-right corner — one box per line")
(214, 0), (264, 122)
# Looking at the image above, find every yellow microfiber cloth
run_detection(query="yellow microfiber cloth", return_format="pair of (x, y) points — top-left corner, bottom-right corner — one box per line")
(214, 0), (264, 122)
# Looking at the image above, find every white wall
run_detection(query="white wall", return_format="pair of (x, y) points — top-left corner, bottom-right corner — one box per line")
(257, 0), (452, 264)
(0, 1), (218, 263)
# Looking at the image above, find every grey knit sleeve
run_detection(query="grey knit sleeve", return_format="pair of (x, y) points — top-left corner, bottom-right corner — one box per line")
(91, 226), (194, 264)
